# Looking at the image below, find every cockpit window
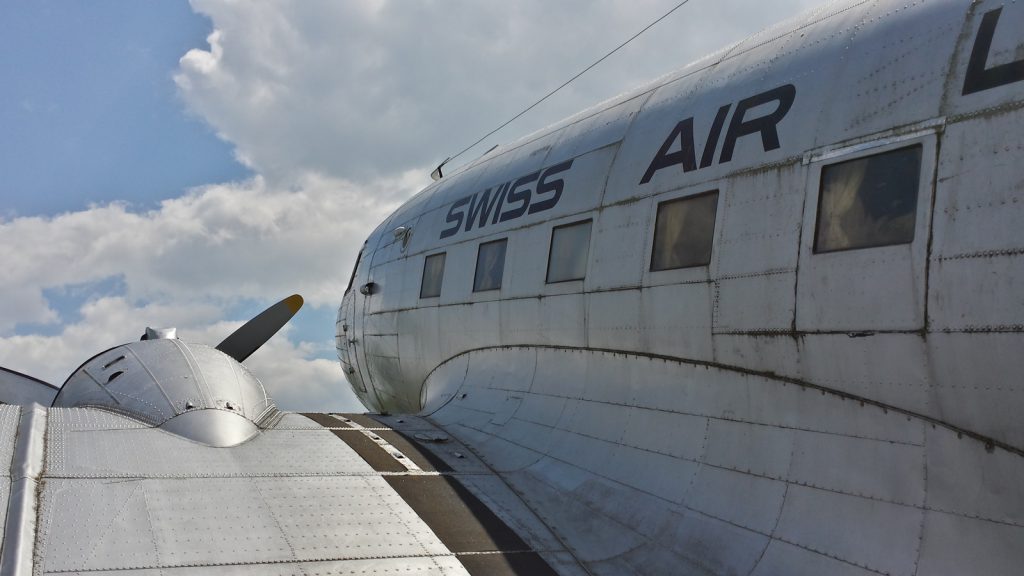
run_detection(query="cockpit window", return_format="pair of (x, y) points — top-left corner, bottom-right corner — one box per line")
(344, 249), (364, 295)
(420, 253), (446, 298)
(546, 220), (592, 283)
(650, 191), (719, 271)
(473, 239), (507, 292)
(814, 145), (921, 253)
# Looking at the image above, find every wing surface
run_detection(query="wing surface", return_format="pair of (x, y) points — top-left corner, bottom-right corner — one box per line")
(0, 405), (580, 575)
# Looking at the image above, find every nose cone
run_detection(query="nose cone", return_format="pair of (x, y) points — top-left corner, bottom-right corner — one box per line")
(55, 339), (276, 446)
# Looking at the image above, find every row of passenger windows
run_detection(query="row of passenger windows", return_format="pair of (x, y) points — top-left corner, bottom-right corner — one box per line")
(414, 143), (922, 299)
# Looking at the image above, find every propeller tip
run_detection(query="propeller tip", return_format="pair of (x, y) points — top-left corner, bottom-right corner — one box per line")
(214, 294), (305, 362)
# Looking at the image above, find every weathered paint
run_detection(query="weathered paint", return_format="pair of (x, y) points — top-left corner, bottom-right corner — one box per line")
(338, 1), (1024, 573)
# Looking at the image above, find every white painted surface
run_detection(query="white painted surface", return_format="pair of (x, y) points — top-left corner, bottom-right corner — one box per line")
(423, 346), (1024, 574)
(32, 409), (491, 575)
(334, 0), (1024, 573)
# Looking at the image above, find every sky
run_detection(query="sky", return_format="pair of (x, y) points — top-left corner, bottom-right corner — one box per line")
(0, 0), (829, 413)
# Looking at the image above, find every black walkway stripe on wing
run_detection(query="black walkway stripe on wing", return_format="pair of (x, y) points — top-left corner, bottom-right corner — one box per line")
(385, 474), (529, 553)
(307, 412), (455, 472)
(372, 428), (454, 472)
(302, 412), (407, 473)
(302, 412), (348, 428)
(459, 552), (563, 575)
(303, 413), (559, 576)
(338, 413), (385, 428)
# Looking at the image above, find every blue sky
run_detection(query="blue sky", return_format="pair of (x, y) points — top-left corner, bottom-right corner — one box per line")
(0, 0), (248, 217)
(0, 0), (824, 411)
(0, 0), (354, 407)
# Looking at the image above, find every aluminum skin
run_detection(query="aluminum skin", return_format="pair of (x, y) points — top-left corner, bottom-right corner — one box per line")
(338, 0), (1024, 573)
(55, 339), (274, 447)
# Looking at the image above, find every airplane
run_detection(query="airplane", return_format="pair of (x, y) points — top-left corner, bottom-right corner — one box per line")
(1, 0), (1023, 574)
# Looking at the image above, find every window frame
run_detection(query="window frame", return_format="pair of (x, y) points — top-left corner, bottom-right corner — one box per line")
(545, 219), (593, 284)
(344, 248), (364, 295)
(472, 238), (508, 293)
(811, 143), (924, 255)
(419, 252), (446, 299)
(796, 128), (938, 332)
(649, 189), (720, 273)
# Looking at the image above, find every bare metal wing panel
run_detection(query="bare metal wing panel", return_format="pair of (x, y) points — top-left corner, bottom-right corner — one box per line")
(5, 408), (578, 575)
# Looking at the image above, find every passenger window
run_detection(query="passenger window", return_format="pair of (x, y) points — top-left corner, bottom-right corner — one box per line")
(473, 239), (507, 292)
(420, 253), (446, 298)
(547, 220), (592, 283)
(814, 145), (921, 253)
(650, 191), (719, 271)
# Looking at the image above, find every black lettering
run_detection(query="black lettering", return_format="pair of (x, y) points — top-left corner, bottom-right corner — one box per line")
(490, 182), (511, 225)
(700, 104), (731, 169)
(465, 187), (504, 231)
(439, 196), (470, 239)
(719, 84), (796, 164)
(962, 8), (1024, 95)
(438, 160), (574, 238)
(499, 171), (539, 222)
(639, 118), (697, 184)
(530, 159), (574, 214)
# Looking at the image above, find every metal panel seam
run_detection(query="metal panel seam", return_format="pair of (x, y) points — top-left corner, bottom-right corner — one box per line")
(123, 342), (176, 411)
(0, 404), (46, 576)
(424, 344), (1024, 456)
(911, 431), (930, 576)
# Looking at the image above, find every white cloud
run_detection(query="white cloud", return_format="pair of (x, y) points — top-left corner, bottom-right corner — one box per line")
(0, 296), (363, 412)
(189, 319), (364, 412)
(2, 0), (829, 413)
(245, 333), (362, 413)
(0, 172), (421, 411)
(0, 171), (422, 334)
(176, 0), (828, 185)
(0, 296), (220, 383)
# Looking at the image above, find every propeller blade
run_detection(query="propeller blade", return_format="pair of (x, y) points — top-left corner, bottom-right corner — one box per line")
(0, 367), (59, 405)
(216, 294), (304, 362)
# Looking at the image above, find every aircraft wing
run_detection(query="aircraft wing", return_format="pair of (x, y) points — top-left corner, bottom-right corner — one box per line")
(0, 404), (580, 575)
(0, 368), (57, 406)
(0, 297), (579, 574)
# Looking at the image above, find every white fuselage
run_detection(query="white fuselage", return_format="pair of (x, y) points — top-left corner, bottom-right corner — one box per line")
(336, 2), (1024, 572)
(338, 0), (1024, 454)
